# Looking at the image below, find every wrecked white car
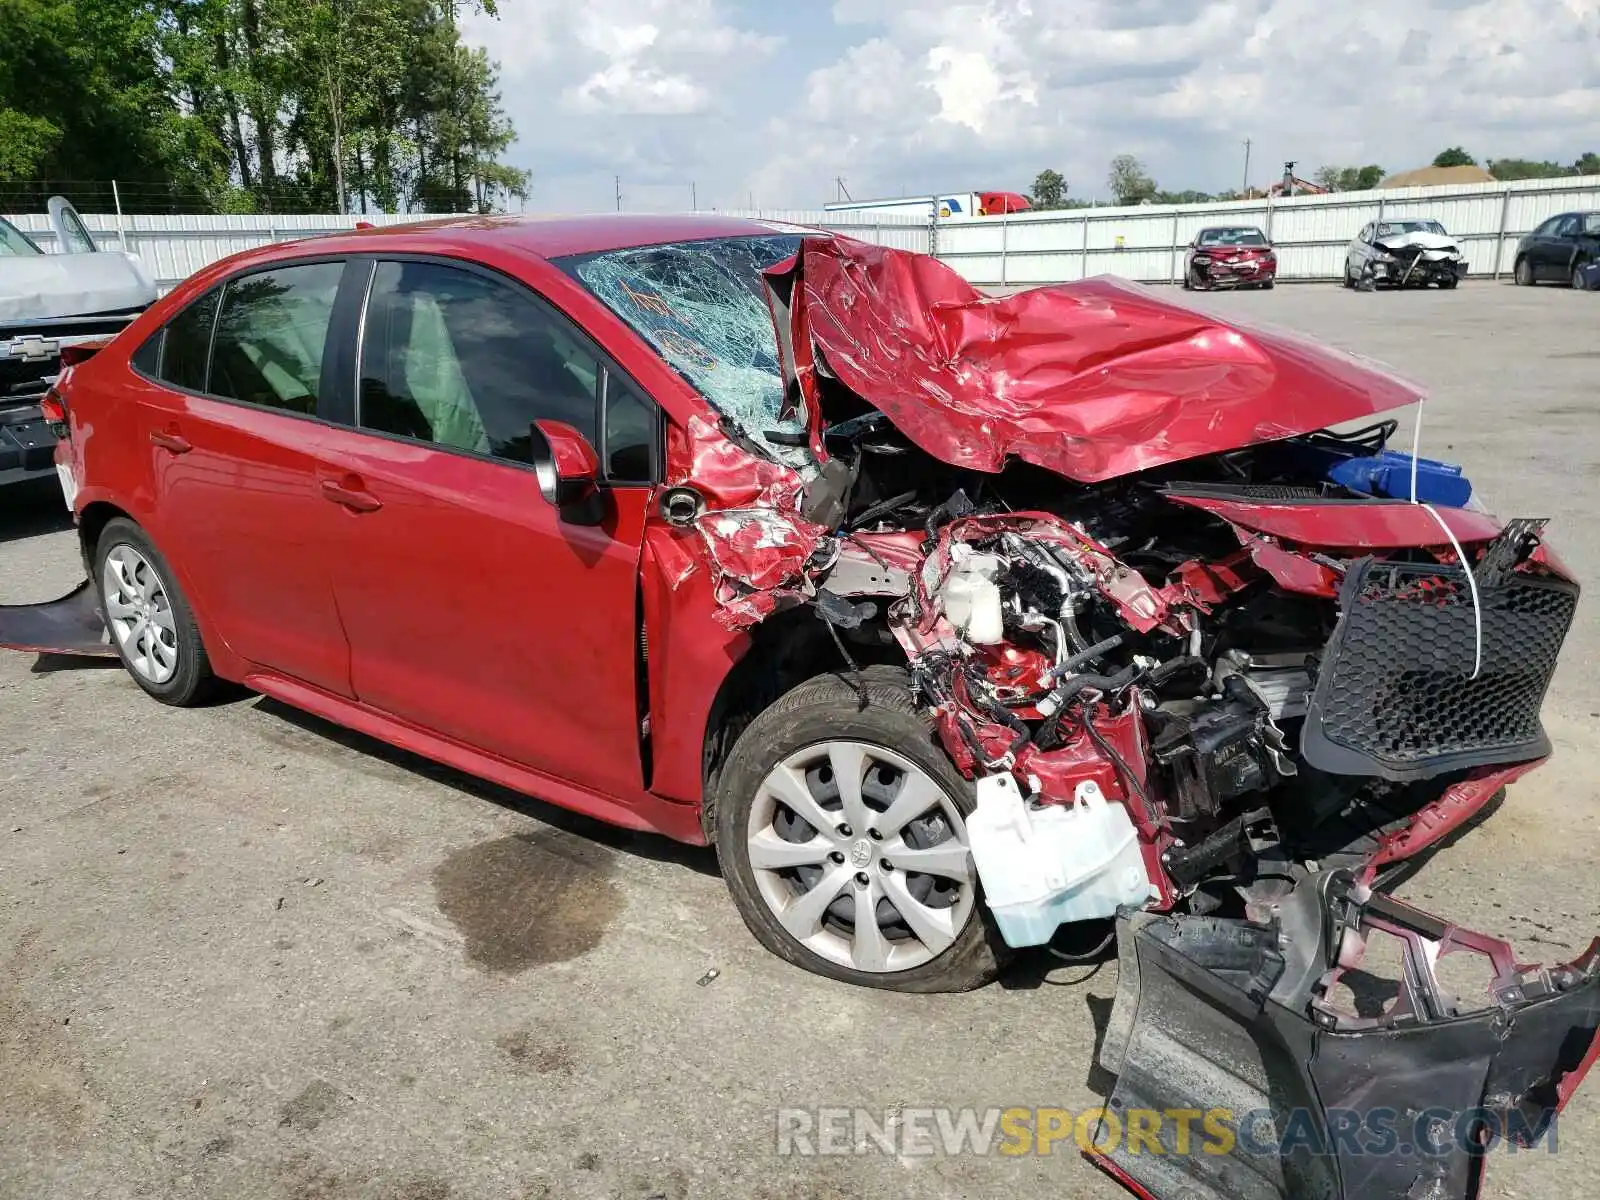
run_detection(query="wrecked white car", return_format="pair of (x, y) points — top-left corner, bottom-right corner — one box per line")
(1344, 218), (1468, 289)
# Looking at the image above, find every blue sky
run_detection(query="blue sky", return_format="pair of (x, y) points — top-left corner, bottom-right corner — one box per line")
(463, 0), (1600, 214)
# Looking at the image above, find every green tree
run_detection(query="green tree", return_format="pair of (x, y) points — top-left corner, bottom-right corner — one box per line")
(0, 0), (525, 215)
(1029, 168), (1066, 210)
(1312, 164), (1384, 192)
(1432, 146), (1476, 168)
(1572, 152), (1600, 176)
(1487, 158), (1570, 182)
(1107, 154), (1157, 205)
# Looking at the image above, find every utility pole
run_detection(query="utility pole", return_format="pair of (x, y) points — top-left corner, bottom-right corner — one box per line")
(835, 176), (852, 202)
(615, 176), (622, 212)
(1241, 139), (1252, 196)
(691, 181), (697, 211)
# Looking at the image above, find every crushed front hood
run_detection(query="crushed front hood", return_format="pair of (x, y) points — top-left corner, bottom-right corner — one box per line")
(771, 239), (1424, 483)
(1374, 230), (1460, 255)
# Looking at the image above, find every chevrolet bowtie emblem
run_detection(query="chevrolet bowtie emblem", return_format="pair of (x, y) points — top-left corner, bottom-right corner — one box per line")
(2, 335), (60, 363)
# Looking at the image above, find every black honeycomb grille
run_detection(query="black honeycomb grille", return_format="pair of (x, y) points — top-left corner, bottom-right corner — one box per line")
(1301, 560), (1577, 780)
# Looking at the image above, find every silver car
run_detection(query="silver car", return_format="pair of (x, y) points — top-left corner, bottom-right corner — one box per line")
(1343, 218), (1468, 289)
(1, 197), (157, 490)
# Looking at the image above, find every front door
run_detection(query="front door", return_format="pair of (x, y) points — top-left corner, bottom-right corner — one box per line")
(139, 260), (354, 696)
(314, 257), (657, 798)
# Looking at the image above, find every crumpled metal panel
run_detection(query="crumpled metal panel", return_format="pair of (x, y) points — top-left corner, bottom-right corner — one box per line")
(772, 238), (1426, 483)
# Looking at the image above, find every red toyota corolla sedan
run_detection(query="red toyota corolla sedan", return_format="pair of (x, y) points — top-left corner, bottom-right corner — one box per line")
(14, 223), (1600, 1176)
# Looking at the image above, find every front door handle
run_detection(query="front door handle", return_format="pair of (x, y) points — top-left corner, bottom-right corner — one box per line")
(320, 476), (382, 513)
(149, 428), (192, 454)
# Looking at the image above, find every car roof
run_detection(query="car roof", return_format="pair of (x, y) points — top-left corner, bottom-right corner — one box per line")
(343, 212), (801, 258)
(170, 212), (815, 295)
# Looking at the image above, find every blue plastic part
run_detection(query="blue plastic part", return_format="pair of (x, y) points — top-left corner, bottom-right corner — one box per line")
(1327, 450), (1473, 507)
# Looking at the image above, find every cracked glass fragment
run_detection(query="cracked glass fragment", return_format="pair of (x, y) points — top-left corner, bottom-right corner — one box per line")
(559, 235), (808, 465)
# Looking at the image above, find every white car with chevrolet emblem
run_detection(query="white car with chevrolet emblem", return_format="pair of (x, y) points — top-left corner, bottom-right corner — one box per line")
(2, 197), (157, 490)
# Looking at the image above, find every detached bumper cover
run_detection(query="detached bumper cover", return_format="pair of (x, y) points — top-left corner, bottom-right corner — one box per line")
(0, 581), (115, 657)
(1094, 875), (1600, 1200)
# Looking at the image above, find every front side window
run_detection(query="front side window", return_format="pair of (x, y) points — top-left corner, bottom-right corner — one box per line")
(358, 260), (602, 464)
(557, 234), (805, 462)
(209, 263), (343, 414)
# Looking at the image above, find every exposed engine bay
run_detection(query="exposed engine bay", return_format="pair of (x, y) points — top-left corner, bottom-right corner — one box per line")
(698, 406), (1577, 945)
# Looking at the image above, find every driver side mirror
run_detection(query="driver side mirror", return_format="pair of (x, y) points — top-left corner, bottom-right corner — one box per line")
(528, 419), (604, 525)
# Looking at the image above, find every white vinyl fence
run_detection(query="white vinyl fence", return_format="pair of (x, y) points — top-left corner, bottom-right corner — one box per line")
(933, 174), (1600, 286)
(7, 173), (1600, 291)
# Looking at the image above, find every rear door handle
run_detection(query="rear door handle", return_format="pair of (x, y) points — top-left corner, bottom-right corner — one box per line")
(149, 429), (192, 454)
(320, 476), (382, 513)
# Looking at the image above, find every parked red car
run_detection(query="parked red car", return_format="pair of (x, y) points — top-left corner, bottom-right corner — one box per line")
(5, 216), (1598, 1200)
(1182, 224), (1277, 289)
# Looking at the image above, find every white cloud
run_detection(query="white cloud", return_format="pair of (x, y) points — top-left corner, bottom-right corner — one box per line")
(464, 0), (1600, 213)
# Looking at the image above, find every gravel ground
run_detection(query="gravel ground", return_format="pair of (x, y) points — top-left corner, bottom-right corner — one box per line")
(2, 280), (1598, 1200)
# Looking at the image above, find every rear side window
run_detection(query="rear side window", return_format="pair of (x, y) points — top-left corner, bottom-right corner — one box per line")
(209, 263), (343, 414)
(157, 289), (220, 391)
(358, 260), (602, 462)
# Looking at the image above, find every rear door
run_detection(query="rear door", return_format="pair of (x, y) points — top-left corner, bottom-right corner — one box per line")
(313, 256), (657, 797)
(134, 259), (355, 695)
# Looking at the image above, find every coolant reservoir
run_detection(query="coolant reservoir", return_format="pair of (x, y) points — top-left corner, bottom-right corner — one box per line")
(937, 547), (1005, 644)
(967, 776), (1155, 948)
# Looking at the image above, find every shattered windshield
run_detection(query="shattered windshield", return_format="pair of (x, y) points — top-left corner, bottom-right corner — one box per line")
(0, 218), (42, 257)
(557, 234), (807, 464)
(1197, 227), (1267, 247)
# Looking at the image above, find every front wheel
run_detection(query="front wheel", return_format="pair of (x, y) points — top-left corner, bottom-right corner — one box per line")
(713, 667), (1003, 992)
(1514, 257), (1534, 286)
(1438, 276), (1458, 290)
(1342, 261), (1356, 288)
(95, 518), (216, 706)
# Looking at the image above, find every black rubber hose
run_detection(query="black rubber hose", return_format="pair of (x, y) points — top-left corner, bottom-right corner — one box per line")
(1046, 634), (1125, 681)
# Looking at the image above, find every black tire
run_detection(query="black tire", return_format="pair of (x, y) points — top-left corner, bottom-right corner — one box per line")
(1260, 280), (1275, 290)
(1438, 276), (1458, 290)
(1572, 262), (1588, 290)
(713, 666), (1005, 992)
(1342, 261), (1355, 288)
(1514, 256), (1534, 286)
(94, 517), (217, 706)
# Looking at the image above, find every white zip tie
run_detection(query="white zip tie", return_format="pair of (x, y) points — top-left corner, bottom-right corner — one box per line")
(1408, 399), (1482, 679)
(1410, 401), (1422, 504)
(1419, 504), (1483, 680)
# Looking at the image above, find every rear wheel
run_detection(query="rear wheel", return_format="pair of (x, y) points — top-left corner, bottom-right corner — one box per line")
(713, 667), (1003, 992)
(1514, 256), (1534, 286)
(1572, 262), (1589, 290)
(95, 518), (216, 706)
